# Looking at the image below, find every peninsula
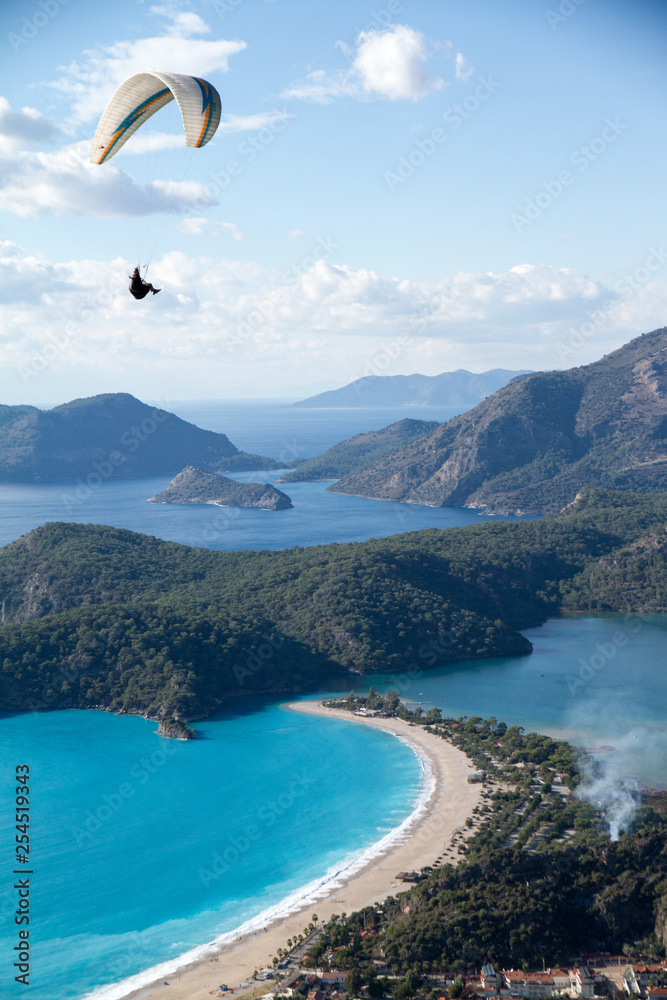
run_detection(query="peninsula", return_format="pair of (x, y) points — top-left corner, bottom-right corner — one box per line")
(279, 418), (437, 483)
(146, 466), (293, 510)
(1, 488), (666, 730)
(0, 392), (279, 481)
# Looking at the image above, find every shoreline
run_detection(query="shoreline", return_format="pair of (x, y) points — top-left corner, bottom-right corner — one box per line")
(102, 701), (482, 1000)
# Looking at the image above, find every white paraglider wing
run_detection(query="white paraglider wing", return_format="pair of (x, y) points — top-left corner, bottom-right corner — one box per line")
(90, 71), (221, 164)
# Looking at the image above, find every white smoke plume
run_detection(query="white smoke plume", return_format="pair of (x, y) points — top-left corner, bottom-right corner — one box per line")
(576, 768), (641, 841)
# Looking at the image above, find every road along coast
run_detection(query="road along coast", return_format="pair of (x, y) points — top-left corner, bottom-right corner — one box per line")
(113, 701), (482, 1000)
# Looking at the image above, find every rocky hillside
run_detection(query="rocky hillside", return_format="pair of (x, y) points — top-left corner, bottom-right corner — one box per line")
(147, 466), (293, 510)
(279, 418), (437, 483)
(0, 393), (278, 481)
(328, 327), (667, 513)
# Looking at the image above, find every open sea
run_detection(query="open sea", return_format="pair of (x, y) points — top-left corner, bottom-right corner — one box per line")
(1, 400), (666, 999)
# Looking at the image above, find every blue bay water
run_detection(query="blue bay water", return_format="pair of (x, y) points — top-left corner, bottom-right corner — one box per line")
(1, 400), (666, 998)
(363, 615), (667, 789)
(0, 702), (422, 1000)
(0, 402), (529, 551)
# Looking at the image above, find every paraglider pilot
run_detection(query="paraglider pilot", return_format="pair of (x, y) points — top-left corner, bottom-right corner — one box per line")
(129, 267), (160, 300)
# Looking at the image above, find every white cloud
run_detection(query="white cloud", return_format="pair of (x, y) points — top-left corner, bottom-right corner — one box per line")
(354, 25), (443, 100)
(177, 217), (244, 239)
(288, 230), (307, 239)
(4, 244), (667, 400)
(0, 135), (215, 218)
(281, 25), (447, 104)
(218, 110), (294, 133)
(0, 98), (68, 154)
(48, 7), (245, 125)
(149, 5), (211, 36)
(454, 52), (474, 82)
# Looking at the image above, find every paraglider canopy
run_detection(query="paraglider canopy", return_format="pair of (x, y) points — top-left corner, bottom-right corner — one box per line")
(90, 71), (221, 164)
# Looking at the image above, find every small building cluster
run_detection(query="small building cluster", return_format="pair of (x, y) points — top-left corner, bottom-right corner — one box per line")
(279, 971), (348, 1000)
(623, 965), (667, 997)
(478, 964), (597, 998)
(268, 957), (666, 1000)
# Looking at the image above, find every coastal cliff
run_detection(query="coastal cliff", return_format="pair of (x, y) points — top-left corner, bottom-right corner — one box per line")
(146, 466), (293, 510)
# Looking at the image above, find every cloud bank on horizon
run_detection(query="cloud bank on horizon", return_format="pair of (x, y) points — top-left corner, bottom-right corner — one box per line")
(1, 0), (667, 402)
(5, 238), (667, 401)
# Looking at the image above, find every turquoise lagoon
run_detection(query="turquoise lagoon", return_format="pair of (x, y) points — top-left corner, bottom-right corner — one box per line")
(2, 613), (666, 999)
(0, 701), (424, 999)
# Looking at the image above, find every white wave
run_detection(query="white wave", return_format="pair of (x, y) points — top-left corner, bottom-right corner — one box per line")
(81, 729), (435, 1000)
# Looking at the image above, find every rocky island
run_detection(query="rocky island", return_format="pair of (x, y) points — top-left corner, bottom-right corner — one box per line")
(146, 466), (293, 510)
(156, 717), (195, 740)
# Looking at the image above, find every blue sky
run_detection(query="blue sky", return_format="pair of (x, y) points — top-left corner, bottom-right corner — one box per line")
(1, 0), (667, 403)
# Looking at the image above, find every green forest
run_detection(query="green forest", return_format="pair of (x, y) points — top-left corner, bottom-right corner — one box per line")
(1, 488), (666, 725)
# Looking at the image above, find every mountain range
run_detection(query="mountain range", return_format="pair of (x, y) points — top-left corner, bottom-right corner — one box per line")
(327, 327), (667, 513)
(292, 369), (531, 408)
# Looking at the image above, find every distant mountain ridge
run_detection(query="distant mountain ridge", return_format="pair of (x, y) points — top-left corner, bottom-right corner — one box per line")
(328, 327), (667, 513)
(292, 369), (532, 408)
(0, 393), (278, 481)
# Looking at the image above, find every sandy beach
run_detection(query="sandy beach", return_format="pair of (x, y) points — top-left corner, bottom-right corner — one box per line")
(119, 702), (482, 1000)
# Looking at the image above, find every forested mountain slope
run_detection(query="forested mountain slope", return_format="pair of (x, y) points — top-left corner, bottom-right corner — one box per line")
(1, 489), (666, 727)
